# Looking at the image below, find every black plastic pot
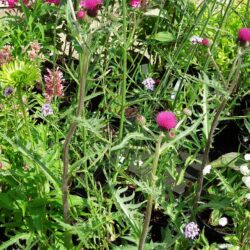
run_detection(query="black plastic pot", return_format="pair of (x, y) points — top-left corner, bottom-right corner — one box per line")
(196, 209), (234, 244)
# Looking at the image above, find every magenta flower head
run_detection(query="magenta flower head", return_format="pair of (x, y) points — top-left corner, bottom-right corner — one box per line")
(80, 0), (103, 17)
(7, 0), (17, 8)
(156, 111), (177, 130)
(201, 38), (212, 47)
(77, 10), (86, 20)
(47, 0), (60, 4)
(130, 0), (141, 8)
(238, 28), (250, 46)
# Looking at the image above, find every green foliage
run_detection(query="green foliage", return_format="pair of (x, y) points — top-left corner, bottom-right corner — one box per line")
(0, 0), (248, 249)
(0, 60), (41, 87)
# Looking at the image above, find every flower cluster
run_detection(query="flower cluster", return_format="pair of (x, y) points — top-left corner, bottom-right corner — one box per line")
(130, 0), (141, 8)
(239, 154), (250, 189)
(0, 45), (13, 66)
(184, 222), (200, 239)
(46, 0), (60, 5)
(142, 77), (155, 91)
(129, 0), (147, 8)
(218, 217), (228, 227)
(190, 36), (211, 47)
(3, 87), (14, 97)
(28, 41), (41, 61)
(78, 0), (103, 18)
(44, 68), (64, 103)
(6, 0), (29, 7)
(41, 103), (53, 116)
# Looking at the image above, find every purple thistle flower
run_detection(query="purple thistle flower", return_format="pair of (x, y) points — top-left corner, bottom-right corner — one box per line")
(3, 87), (14, 97)
(184, 222), (200, 239)
(142, 77), (156, 91)
(41, 103), (53, 117)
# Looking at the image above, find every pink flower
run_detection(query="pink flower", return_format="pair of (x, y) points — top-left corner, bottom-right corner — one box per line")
(0, 45), (13, 66)
(130, 0), (141, 8)
(47, 0), (60, 5)
(28, 50), (37, 61)
(30, 41), (41, 53)
(7, 0), (17, 8)
(201, 38), (211, 47)
(238, 28), (250, 42)
(44, 68), (64, 103)
(156, 111), (177, 130)
(80, 0), (103, 10)
(77, 10), (86, 20)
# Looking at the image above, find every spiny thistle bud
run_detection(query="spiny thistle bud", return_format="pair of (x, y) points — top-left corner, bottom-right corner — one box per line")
(183, 108), (192, 117)
(77, 10), (86, 20)
(201, 38), (212, 47)
(168, 130), (175, 138)
(135, 114), (146, 126)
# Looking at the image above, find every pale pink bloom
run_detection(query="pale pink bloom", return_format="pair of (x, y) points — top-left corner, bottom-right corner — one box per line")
(28, 50), (37, 61)
(184, 222), (199, 239)
(190, 36), (203, 44)
(44, 68), (64, 103)
(142, 77), (155, 91)
(30, 41), (41, 53)
(41, 103), (53, 116)
(0, 45), (13, 66)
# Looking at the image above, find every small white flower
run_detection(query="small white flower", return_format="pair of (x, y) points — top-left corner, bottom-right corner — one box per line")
(218, 217), (228, 227)
(119, 155), (125, 164)
(242, 176), (250, 189)
(203, 165), (212, 176)
(134, 160), (143, 167)
(240, 165), (250, 176)
(190, 35), (203, 44)
(245, 193), (250, 200)
(244, 154), (250, 161)
(41, 103), (53, 116)
(142, 78), (155, 91)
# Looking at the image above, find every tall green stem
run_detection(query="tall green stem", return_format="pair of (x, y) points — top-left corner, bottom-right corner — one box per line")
(17, 87), (32, 140)
(138, 133), (164, 250)
(62, 1), (90, 247)
(118, 0), (127, 140)
(193, 48), (242, 209)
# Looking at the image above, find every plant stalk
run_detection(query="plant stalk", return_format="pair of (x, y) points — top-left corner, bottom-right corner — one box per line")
(62, 0), (89, 231)
(118, 0), (127, 140)
(193, 48), (242, 209)
(138, 133), (164, 250)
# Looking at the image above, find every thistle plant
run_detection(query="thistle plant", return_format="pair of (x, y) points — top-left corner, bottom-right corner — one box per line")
(193, 29), (248, 208)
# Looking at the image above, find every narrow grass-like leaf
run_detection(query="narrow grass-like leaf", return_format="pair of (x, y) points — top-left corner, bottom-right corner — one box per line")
(111, 133), (152, 151)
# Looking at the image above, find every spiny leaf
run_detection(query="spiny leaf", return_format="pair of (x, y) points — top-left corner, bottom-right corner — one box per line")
(114, 186), (145, 236)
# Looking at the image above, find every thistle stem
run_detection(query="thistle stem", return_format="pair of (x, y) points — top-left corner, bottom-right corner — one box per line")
(138, 133), (164, 250)
(62, 1), (90, 247)
(193, 48), (242, 209)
